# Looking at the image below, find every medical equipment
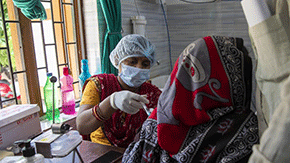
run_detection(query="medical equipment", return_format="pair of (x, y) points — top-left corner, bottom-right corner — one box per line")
(0, 104), (41, 150)
(1, 129), (83, 163)
(141, 102), (151, 116)
(131, 16), (147, 36)
(14, 139), (45, 163)
(110, 90), (149, 114)
(44, 74), (60, 123)
(32, 128), (83, 162)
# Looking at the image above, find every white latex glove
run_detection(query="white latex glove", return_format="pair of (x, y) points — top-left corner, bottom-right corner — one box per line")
(110, 90), (149, 114)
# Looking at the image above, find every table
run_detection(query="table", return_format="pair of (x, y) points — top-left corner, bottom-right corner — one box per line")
(78, 140), (126, 163)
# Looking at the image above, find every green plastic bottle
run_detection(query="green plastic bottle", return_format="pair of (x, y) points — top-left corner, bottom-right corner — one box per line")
(43, 73), (60, 122)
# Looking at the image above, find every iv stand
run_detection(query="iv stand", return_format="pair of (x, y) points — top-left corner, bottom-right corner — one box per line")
(50, 76), (57, 124)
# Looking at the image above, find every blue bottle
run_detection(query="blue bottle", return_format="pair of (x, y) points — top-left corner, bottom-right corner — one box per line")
(79, 59), (91, 91)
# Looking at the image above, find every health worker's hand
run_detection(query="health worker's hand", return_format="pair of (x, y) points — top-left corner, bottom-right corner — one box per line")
(110, 90), (149, 114)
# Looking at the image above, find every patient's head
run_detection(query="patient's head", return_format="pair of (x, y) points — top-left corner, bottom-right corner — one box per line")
(156, 36), (255, 155)
(158, 35), (253, 126)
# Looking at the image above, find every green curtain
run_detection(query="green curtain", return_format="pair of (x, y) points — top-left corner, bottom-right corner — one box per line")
(13, 0), (47, 20)
(99, 0), (122, 75)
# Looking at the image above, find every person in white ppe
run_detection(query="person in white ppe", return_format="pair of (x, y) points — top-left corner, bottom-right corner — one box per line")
(76, 34), (162, 148)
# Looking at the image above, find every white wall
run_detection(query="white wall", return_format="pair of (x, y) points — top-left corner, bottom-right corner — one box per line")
(82, 0), (257, 110)
(121, 0), (172, 78)
(167, 2), (254, 61)
(166, 1), (257, 111)
(83, 0), (102, 75)
(83, 0), (172, 78)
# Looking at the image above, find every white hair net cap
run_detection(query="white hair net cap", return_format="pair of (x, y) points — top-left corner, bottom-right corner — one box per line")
(109, 34), (156, 69)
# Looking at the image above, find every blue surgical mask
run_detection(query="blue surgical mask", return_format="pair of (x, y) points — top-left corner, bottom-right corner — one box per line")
(119, 63), (150, 87)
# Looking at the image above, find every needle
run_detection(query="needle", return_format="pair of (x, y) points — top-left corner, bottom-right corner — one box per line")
(141, 102), (150, 115)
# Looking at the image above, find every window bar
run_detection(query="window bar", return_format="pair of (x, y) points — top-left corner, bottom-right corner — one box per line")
(31, 20), (42, 23)
(62, 2), (73, 5)
(37, 66), (47, 70)
(59, 63), (69, 66)
(61, 0), (81, 104)
(0, 87), (2, 109)
(40, 0), (51, 2)
(5, 20), (19, 23)
(0, 0), (18, 105)
(44, 43), (56, 46)
(67, 42), (76, 45)
(54, 21), (64, 24)
(1, 98), (15, 103)
(0, 47), (7, 49)
(61, 0), (80, 86)
(60, 0), (71, 71)
(13, 70), (26, 74)
(49, 0), (62, 82)
(39, 21), (49, 73)
(72, 81), (79, 85)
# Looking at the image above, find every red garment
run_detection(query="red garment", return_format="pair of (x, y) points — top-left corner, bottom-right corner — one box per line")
(156, 36), (251, 155)
(83, 74), (161, 148)
(122, 36), (258, 163)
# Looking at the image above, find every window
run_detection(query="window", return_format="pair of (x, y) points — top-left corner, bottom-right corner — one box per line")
(0, 0), (85, 117)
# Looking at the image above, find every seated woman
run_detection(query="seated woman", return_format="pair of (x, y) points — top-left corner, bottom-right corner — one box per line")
(76, 34), (161, 148)
(122, 36), (259, 162)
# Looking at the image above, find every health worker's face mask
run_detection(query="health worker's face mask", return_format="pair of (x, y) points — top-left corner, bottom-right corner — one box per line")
(119, 63), (150, 87)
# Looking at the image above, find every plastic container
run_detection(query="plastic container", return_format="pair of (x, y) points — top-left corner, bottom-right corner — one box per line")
(17, 140), (44, 163)
(0, 105), (41, 150)
(43, 73), (60, 122)
(60, 67), (75, 115)
(0, 156), (23, 163)
(31, 130), (82, 157)
(1, 153), (80, 163)
(79, 59), (91, 91)
(1, 131), (82, 163)
(3, 140), (45, 163)
(131, 16), (147, 36)
(50, 130), (82, 157)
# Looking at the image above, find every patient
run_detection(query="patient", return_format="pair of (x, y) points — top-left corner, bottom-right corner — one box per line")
(122, 36), (259, 163)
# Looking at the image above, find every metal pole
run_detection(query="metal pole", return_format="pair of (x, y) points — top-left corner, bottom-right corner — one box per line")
(50, 76), (57, 123)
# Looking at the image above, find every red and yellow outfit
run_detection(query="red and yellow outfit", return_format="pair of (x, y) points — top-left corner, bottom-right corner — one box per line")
(80, 74), (161, 148)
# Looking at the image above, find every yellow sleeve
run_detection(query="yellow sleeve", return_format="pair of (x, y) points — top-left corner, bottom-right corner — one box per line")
(80, 80), (100, 106)
(90, 127), (112, 146)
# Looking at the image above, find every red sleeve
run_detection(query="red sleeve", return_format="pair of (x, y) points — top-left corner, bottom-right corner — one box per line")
(144, 83), (162, 109)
